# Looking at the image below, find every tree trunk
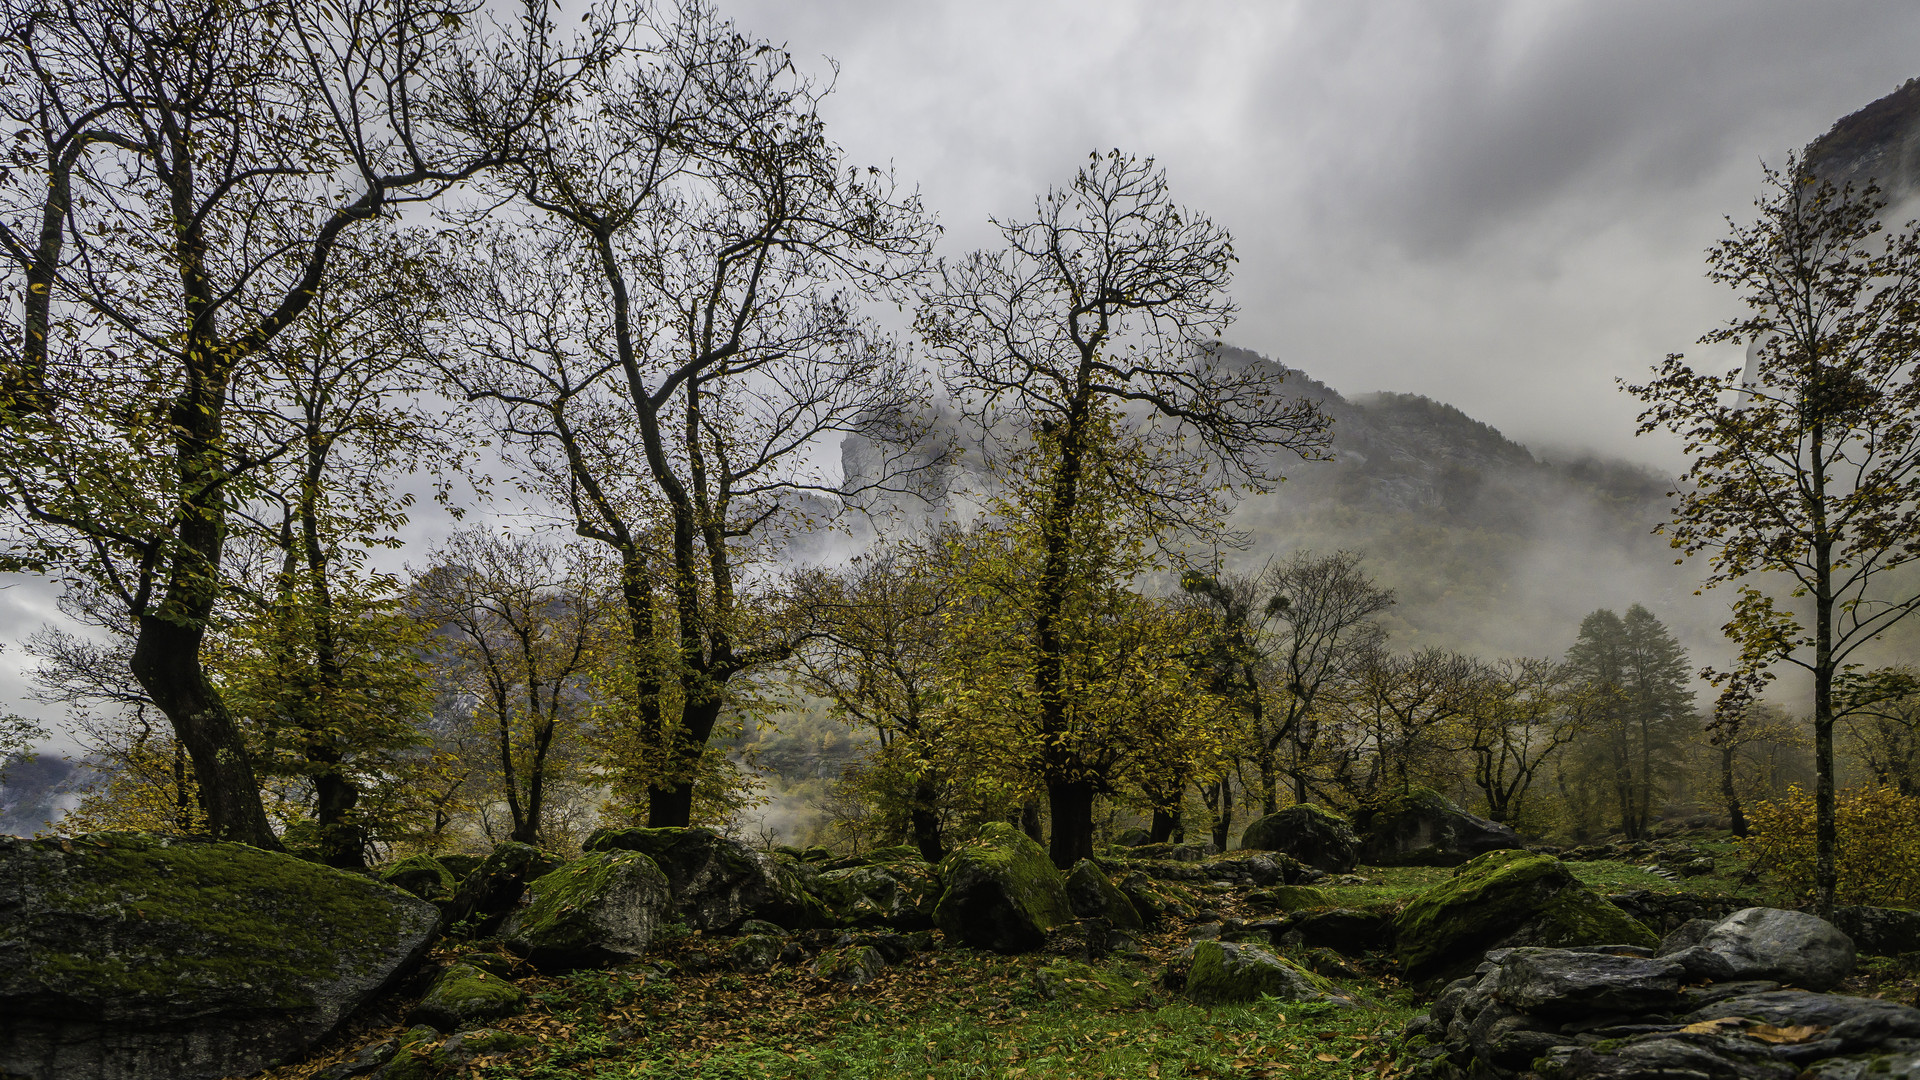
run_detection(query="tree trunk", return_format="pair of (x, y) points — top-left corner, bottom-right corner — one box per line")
(1020, 799), (1045, 845)
(647, 686), (725, 828)
(1047, 779), (1096, 868)
(130, 614), (280, 848)
(908, 773), (945, 863)
(311, 761), (364, 869)
(1720, 744), (1748, 838)
(1150, 806), (1181, 844)
(1211, 777), (1234, 852)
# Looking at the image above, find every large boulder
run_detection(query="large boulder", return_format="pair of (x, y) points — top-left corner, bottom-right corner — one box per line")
(441, 842), (564, 935)
(582, 827), (824, 932)
(931, 822), (1075, 953)
(1062, 859), (1143, 931)
(1182, 941), (1352, 1005)
(1666, 907), (1856, 991)
(808, 863), (936, 930)
(1392, 849), (1656, 984)
(1238, 804), (1361, 873)
(1355, 787), (1521, 867)
(378, 854), (458, 908)
(0, 833), (438, 1080)
(502, 850), (671, 970)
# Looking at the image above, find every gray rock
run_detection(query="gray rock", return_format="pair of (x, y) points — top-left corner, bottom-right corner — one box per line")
(1494, 948), (1686, 1017)
(1237, 805), (1361, 873)
(1682, 990), (1920, 1063)
(313, 1039), (395, 1080)
(1182, 940), (1352, 1005)
(442, 842), (565, 934)
(1669, 907), (1856, 990)
(931, 823), (1074, 953)
(583, 827), (824, 932)
(1555, 1031), (1800, 1080)
(0, 833), (438, 1080)
(1807, 1050), (1920, 1079)
(1465, 1002), (1574, 1069)
(1833, 906), (1920, 958)
(1353, 786), (1521, 867)
(725, 934), (785, 973)
(1062, 859), (1144, 930)
(1657, 916), (1717, 956)
(502, 851), (670, 971)
(810, 864), (933, 929)
(1287, 907), (1394, 956)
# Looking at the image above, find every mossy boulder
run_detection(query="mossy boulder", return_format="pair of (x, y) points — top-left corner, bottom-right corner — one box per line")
(809, 864), (936, 930)
(409, 962), (524, 1031)
(1115, 871), (1196, 928)
(1030, 960), (1152, 1007)
(932, 822), (1075, 953)
(1247, 884), (1334, 913)
(1062, 859), (1143, 931)
(441, 842), (565, 935)
(583, 827), (825, 932)
(380, 854), (458, 907)
(1354, 787), (1522, 867)
(811, 944), (887, 985)
(1238, 805), (1361, 873)
(724, 934), (786, 973)
(0, 832), (438, 1080)
(1113, 827), (1153, 848)
(1183, 941), (1353, 1005)
(435, 854), (485, 879)
(502, 850), (670, 971)
(1392, 849), (1656, 984)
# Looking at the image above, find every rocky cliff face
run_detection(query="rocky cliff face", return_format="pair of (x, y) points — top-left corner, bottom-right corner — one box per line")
(1806, 77), (1920, 199)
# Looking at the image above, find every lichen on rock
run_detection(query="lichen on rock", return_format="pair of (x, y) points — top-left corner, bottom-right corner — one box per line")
(502, 850), (670, 971)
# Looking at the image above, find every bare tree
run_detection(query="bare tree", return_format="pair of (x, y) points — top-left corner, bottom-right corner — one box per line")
(917, 150), (1330, 866)
(438, 1), (934, 827)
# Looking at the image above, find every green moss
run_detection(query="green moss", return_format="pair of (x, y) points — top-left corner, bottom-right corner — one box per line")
(6, 832), (425, 1009)
(415, 962), (525, 1028)
(1392, 850), (1654, 980)
(507, 850), (665, 963)
(381, 853), (457, 903)
(812, 944), (886, 985)
(1251, 885), (1335, 912)
(1031, 960), (1152, 1007)
(932, 823), (1074, 946)
(1185, 941), (1344, 1005)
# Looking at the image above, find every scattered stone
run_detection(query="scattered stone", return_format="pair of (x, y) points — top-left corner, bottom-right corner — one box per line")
(1682, 990), (1920, 1063)
(1112, 827), (1153, 848)
(1238, 804), (1361, 873)
(1127, 841), (1216, 862)
(1353, 787), (1522, 867)
(1245, 884), (1334, 913)
(1555, 1030), (1800, 1080)
(931, 823), (1074, 953)
(584, 827), (824, 932)
(1182, 940), (1354, 1005)
(442, 842), (565, 935)
(0, 833), (438, 1080)
(1392, 849), (1655, 984)
(811, 944), (886, 985)
(409, 962), (525, 1031)
(725, 934), (785, 973)
(1607, 889), (1750, 937)
(502, 850), (670, 971)
(1667, 907), (1856, 991)
(1062, 859), (1144, 930)
(1030, 959), (1150, 1006)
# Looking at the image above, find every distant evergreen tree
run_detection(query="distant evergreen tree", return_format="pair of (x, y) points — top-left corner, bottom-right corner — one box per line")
(1563, 604), (1696, 838)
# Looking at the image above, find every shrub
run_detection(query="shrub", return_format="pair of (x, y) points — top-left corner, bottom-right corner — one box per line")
(1745, 784), (1920, 908)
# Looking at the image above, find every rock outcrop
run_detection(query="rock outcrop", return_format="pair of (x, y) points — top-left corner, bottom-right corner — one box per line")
(0, 833), (438, 1080)
(1238, 804), (1361, 873)
(1399, 914), (1904, 1080)
(409, 960), (525, 1031)
(1355, 787), (1522, 867)
(583, 826), (823, 931)
(502, 850), (671, 970)
(931, 822), (1075, 953)
(1392, 850), (1656, 984)
(1179, 941), (1354, 1005)
(441, 842), (564, 935)
(1063, 859), (1144, 930)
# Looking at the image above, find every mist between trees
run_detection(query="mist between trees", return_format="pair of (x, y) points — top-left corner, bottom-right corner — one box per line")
(0, 0), (1916, 894)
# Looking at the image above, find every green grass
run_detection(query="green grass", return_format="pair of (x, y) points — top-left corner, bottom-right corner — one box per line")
(1311, 866), (1450, 910)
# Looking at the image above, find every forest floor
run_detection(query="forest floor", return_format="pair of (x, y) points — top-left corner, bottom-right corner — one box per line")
(251, 839), (1920, 1080)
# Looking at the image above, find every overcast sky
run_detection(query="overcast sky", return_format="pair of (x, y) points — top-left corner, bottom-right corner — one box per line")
(725, 0), (1920, 468)
(6, 1), (1920, 743)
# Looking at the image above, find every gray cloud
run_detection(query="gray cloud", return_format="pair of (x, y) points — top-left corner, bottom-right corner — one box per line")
(725, 0), (1920, 466)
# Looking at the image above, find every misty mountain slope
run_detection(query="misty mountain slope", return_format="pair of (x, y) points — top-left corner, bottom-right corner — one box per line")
(1807, 77), (1920, 197)
(840, 345), (1734, 664)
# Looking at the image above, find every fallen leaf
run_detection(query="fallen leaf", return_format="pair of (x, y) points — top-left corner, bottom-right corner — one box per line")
(1316, 1052), (1338, 1062)
(1679, 1016), (1750, 1034)
(1748, 1023), (1828, 1045)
